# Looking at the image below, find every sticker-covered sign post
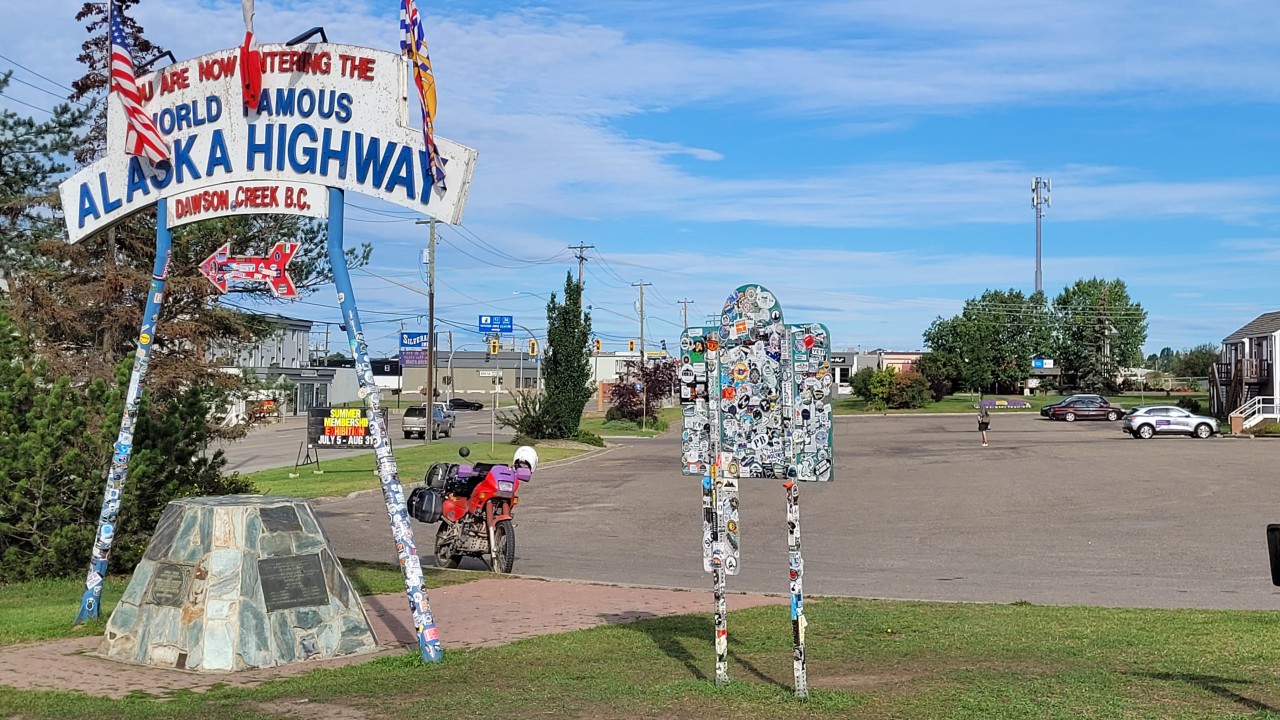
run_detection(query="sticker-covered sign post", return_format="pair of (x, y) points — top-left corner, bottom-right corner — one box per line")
(680, 284), (833, 697)
(329, 189), (442, 661)
(75, 201), (173, 624)
(681, 326), (731, 684)
(61, 3), (476, 666)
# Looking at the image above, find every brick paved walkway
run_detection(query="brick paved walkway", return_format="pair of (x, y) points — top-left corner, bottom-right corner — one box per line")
(0, 578), (783, 699)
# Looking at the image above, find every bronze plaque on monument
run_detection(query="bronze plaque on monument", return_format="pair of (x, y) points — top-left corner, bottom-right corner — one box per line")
(148, 563), (189, 607)
(260, 505), (303, 533)
(258, 554), (329, 612)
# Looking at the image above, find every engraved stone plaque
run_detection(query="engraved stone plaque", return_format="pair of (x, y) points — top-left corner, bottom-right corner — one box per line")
(148, 563), (189, 607)
(258, 554), (328, 612)
(260, 505), (302, 533)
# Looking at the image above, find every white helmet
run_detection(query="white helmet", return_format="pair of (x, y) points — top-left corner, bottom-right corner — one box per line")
(513, 445), (539, 473)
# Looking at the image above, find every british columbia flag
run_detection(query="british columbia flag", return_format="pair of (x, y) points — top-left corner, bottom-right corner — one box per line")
(399, 0), (447, 193)
(109, 3), (168, 164)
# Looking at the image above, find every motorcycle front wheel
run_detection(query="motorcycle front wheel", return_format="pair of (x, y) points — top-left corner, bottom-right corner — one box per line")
(492, 519), (515, 574)
(435, 523), (462, 569)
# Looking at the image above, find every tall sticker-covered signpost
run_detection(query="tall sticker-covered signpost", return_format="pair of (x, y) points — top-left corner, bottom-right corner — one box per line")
(680, 285), (833, 697)
(61, 2), (477, 666)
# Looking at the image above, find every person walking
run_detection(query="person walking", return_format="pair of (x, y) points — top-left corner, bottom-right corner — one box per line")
(977, 404), (991, 447)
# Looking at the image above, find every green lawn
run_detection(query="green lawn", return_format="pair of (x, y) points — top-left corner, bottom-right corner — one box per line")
(246, 442), (586, 498)
(5, 595), (1280, 718)
(580, 406), (683, 437)
(0, 561), (483, 649)
(835, 392), (1211, 416)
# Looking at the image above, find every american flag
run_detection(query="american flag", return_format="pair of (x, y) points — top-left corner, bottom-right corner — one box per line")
(399, 0), (446, 193)
(109, 3), (168, 163)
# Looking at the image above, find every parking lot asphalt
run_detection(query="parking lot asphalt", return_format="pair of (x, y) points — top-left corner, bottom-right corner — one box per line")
(311, 411), (1280, 610)
(214, 408), (507, 474)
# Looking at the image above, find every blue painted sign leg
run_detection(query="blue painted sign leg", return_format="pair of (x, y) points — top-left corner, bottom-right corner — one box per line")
(328, 188), (443, 662)
(76, 202), (173, 625)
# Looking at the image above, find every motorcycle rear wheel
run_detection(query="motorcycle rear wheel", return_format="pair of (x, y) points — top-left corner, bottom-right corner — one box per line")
(435, 523), (461, 569)
(492, 519), (515, 574)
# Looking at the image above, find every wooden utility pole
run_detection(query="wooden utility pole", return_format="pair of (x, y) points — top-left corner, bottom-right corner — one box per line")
(569, 243), (594, 287)
(633, 280), (652, 429)
(678, 298), (694, 329)
(416, 219), (438, 443)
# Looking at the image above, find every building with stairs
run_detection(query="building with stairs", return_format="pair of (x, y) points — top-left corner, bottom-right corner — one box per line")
(1211, 312), (1280, 430)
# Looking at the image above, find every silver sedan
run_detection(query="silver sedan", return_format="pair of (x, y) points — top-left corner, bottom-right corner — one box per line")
(1121, 405), (1219, 439)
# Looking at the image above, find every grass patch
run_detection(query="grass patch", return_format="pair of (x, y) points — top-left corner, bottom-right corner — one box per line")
(834, 393), (1211, 416)
(580, 406), (682, 437)
(337, 559), (490, 595)
(5, 597), (1280, 718)
(246, 442), (585, 498)
(0, 561), (487, 649)
(0, 576), (126, 647)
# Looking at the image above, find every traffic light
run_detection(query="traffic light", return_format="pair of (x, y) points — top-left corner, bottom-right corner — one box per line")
(628, 339), (636, 352)
(593, 338), (602, 353)
(528, 338), (538, 357)
(488, 337), (500, 355)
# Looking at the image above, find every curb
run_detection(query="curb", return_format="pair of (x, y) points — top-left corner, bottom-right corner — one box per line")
(308, 444), (614, 505)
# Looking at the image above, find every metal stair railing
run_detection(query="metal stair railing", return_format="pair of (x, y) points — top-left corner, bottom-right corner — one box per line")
(1231, 395), (1278, 430)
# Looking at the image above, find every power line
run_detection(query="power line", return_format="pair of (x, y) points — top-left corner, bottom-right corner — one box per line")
(0, 89), (54, 115)
(0, 53), (78, 95)
(0, 70), (79, 105)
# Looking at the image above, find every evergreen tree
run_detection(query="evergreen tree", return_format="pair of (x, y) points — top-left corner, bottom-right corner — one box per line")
(0, 308), (252, 582)
(540, 273), (593, 438)
(0, 73), (90, 279)
(6, 1), (370, 394)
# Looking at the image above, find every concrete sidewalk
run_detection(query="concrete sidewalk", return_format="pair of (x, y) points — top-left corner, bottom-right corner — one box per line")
(0, 578), (783, 699)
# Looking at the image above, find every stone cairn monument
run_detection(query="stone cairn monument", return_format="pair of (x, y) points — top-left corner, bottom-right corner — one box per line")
(100, 496), (378, 671)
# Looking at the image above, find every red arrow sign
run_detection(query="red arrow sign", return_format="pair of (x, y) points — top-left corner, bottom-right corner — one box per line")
(198, 242), (300, 298)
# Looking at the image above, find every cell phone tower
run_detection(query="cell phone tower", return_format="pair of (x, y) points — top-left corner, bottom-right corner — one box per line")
(1032, 177), (1051, 294)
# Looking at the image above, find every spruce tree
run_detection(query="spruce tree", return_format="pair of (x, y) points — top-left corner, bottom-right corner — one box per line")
(541, 273), (594, 438)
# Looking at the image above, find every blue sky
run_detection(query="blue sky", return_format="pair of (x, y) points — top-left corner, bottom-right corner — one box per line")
(3, 0), (1279, 358)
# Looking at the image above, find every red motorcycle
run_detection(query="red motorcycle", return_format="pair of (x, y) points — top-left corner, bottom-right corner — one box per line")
(407, 446), (536, 573)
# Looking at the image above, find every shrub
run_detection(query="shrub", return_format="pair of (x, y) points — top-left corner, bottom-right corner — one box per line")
(891, 370), (932, 409)
(850, 366), (877, 400)
(0, 353), (252, 582)
(509, 434), (538, 447)
(1176, 397), (1203, 414)
(601, 419), (639, 431)
(574, 430), (605, 447)
(604, 406), (626, 422)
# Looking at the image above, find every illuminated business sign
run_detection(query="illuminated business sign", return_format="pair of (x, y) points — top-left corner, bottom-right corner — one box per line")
(60, 43), (478, 243)
(307, 406), (376, 448)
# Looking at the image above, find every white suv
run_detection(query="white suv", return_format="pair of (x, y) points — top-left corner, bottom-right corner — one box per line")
(1122, 406), (1218, 439)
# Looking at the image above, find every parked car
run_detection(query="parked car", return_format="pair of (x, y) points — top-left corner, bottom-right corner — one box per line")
(1046, 397), (1124, 422)
(1040, 394), (1107, 418)
(448, 397), (484, 411)
(1122, 405), (1218, 439)
(403, 404), (454, 439)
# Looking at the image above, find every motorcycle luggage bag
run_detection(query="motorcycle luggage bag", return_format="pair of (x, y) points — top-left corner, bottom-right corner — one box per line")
(424, 462), (454, 492)
(407, 486), (444, 524)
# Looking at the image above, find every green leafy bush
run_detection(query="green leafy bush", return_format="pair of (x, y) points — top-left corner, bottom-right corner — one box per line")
(574, 431), (605, 447)
(1176, 397), (1203, 415)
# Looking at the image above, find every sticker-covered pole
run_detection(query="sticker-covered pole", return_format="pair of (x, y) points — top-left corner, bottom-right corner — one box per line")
(785, 480), (809, 698)
(328, 188), (443, 662)
(711, 468), (729, 686)
(76, 202), (173, 624)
